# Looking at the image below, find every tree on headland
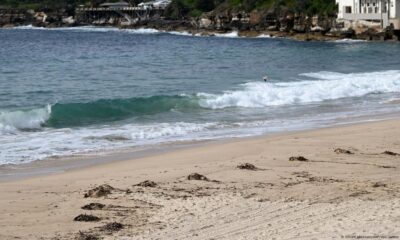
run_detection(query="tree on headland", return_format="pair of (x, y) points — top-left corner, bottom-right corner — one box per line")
(0, 0), (336, 17)
(163, 0), (336, 19)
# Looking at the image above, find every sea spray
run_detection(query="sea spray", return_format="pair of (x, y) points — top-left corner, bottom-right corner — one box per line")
(199, 70), (400, 109)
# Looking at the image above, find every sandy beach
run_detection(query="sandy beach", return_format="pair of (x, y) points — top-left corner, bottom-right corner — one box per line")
(1, 119), (400, 240)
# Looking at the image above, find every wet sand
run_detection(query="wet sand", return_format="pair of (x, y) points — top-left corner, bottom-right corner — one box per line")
(0, 120), (400, 239)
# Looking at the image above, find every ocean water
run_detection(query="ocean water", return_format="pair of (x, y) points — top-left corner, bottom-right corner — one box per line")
(1, 26), (400, 165)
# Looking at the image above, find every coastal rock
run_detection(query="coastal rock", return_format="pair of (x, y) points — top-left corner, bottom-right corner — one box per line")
(62, 16), (75, 25)
(199, 18), (213, 29)
(310, 26), (325, 32)
(292, 24), (306, 33)
(340, 28), (356, 38)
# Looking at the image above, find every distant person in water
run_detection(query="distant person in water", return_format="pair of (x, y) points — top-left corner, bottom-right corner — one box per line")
(263, 75), (269, 82)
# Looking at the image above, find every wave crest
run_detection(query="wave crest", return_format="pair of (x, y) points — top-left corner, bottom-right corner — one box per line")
(0, 105), (51, 133)
(199, 70), (400, 109)
(2, 70), (399, 131)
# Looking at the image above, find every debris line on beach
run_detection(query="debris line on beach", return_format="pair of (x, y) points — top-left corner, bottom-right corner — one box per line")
(334, 148), (354, 154)
(76, 231), (99, 240)
(74, 214), (101, 222)
(289, 156), (309, 162)
(102, 222), (124, 232)
(134, 180), (157, 188)
(382, 151), (399, 156)
(187, 173), (209, 181)
(81, 203), (105, 210)
(84, 184), (114, 198)
(237, 163), (258, 170)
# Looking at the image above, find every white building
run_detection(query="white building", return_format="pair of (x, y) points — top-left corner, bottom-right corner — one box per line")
(336, 0), (400, 29)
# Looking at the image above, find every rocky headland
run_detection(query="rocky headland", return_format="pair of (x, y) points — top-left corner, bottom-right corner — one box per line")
(1, 7), (399, 41)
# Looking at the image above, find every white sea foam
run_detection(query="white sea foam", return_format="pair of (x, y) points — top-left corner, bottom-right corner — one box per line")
(214, 31), (239, 38)
(12, 25), (161, 34)
(12, 24), (44, 30)
(166, 31), (193, 36)
(199, 70), (400, 109)
(124, 28), (160, 34)
(333, 38), (367, 43)
(11, 26), (274, 39)
(256, 34), (272, 38)
(0, 121), (225, 164)
(0, 105), (51, 133)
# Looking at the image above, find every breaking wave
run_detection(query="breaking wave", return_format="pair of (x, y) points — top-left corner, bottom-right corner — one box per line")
(1, 70), (399, 132)
(199, 70), (400, 109)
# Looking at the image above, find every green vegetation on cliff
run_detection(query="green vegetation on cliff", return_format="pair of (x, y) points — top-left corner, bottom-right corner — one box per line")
(165, 0), (336, 19)
(0, 0), (138, 10)
(0, 0), (336, 18)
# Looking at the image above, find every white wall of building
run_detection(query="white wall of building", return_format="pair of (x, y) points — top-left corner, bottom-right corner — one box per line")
(336, 0), (357, 18)
(337, 0), (400, 28)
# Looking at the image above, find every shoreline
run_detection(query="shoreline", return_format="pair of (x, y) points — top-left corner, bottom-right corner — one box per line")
(1, 118), (400, 239)
(1, 111), (399, 183)
(3, 23), (398, 42)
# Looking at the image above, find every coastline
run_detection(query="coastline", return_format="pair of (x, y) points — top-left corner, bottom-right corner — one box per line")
(2, 21), (399, 42)
(1, 23), (386, 42)
(1, 110), (399, 183)
(1, 118), (400, 239)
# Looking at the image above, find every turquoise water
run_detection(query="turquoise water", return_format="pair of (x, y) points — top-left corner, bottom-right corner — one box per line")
(1, 26), (400, 165)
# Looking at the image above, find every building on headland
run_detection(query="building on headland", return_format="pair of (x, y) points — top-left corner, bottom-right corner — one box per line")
(336, 0), (400, 29)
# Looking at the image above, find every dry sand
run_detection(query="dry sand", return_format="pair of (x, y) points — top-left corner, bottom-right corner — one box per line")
(1, 120), (400, 240)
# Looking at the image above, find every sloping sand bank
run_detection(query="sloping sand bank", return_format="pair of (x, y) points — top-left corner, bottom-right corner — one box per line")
(1, 120), (400, 239)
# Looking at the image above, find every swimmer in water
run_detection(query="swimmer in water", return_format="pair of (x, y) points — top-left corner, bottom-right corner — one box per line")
(263, 75), (269, 82)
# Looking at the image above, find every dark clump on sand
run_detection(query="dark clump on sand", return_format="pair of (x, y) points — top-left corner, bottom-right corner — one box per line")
(134, 180), (158, 188)
(237, 163), (257, 170)
(372, 182), (387, 188)
(334, 148), (354, 154)
(102, 222), (124, 232)
(382, 151), (399, 156)
(74, 214), (101, 222)
(76, 231), (99, 240)
(187, 173), (209, 181)
(84, 184), (114, 198)
(289, 156), (309, 162)
(82, 203), (106, 210)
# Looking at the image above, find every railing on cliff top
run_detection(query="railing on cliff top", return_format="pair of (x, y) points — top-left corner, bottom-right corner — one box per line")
(76, 6), (165, 12)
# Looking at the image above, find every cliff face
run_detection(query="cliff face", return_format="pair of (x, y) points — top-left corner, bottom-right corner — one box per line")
(1, 6), (398, 41)
(0, 8), (76, 28)
(0, 9), (32, 27)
